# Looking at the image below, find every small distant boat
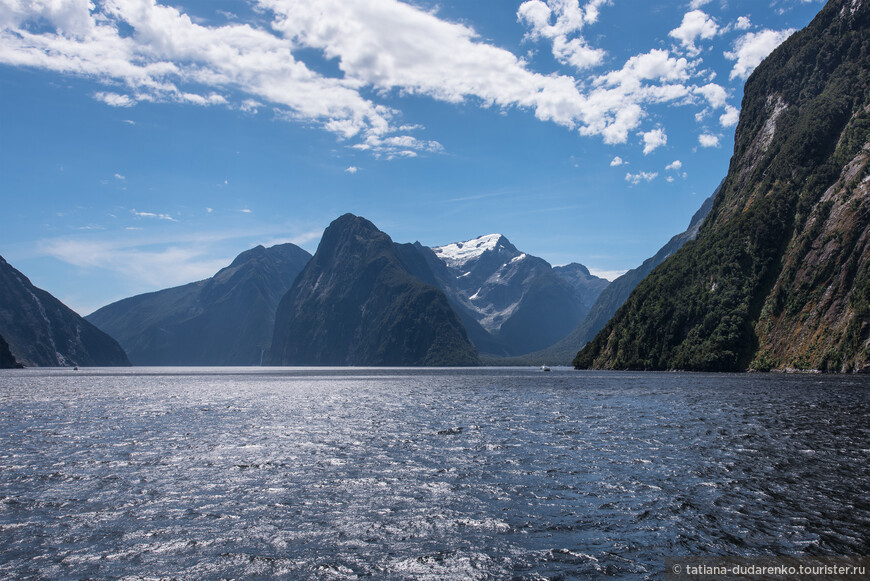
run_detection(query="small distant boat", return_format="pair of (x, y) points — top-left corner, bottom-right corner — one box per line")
(541, 365), (551, 372)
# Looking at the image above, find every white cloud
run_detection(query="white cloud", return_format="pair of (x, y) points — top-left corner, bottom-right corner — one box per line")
(38, 237), (231, 289)
(719, 104), (739, 127)
(666, 160), (682, 171)
(735, 16), (751, 31)
(610, 155), (625, 166)
(206, 207), (213, 213)
(132, 209), (177, 221)
(642, 128), (667, 155)
(669, 10), (719, 56)
(0, 0), (750, 157)
(518, 0), (609, 70)
(239, 208), (252, 214)
(114, 173), (125, 180)
(693, 83), (728, 109)
(35, 226), (324, 295)
(698, 133), (720, 147)
(688, 0), (712, 8)
(345, 166), (359, 174)
(725, 29), (795, 80)
(625, 170), (658, 184)
(95, 92), (135, 107)
(587, 268), (627, 281)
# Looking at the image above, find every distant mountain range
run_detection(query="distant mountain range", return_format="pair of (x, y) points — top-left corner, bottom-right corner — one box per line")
(269, 214), (478, 366)
(0, 255), (129, 367)
(418, 234), (607, 356)
(87, 243), (311, 365)
(82, 216), (609, 365)
(576, 0), (870, 373)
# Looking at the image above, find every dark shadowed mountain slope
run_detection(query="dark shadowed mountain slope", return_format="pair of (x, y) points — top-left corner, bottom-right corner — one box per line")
(0, 256), (130, 367)
(0, 334), (23, 369)
(87, 243), (311, 365)
(268, 214), (478, 366)
(576, 0), (870, 372)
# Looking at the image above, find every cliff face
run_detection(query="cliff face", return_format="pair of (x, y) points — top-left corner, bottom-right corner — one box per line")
(0, 256), (130, 367)
(575, 0), (870, 372)
(269, 214), (478, 366)
(87, 243), (311, 365)
(0, 334), (23, 369)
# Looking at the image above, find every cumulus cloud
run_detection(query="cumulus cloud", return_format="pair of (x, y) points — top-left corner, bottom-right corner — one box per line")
(665, 160), (682, 171)
(669, 10), (719, 56)
(345, 166), (359, 174)
(734, 16), (752, 31)
(698, 133), (720, 147)
(642, 128), (667, 155)
(518, 0), (608, 70)
(610, 155), (625, 166)
(719, 104), (739, 127)
(725, 29), (795, 80)
(688, 0), (712, 8)
(0, 0), (741, 156)
(625, 171), (658, 184)
(693, 83), (728, 109)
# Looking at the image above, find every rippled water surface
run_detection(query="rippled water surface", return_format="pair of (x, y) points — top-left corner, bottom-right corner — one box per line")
(1, 368), (869, 580)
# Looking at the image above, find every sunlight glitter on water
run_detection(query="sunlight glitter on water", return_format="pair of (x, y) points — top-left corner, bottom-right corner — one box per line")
(1, 368), (868, 580)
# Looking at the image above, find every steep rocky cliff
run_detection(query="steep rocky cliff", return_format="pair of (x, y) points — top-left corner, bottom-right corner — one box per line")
(575, 0), (870, 372)
(269, 214), (478, 366)
(0, 256), (130, 367)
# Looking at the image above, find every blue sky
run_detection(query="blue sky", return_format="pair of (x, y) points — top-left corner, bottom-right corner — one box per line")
(0, 0), (824, 315)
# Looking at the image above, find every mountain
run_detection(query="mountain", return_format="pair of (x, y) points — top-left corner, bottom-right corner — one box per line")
(0, 256), (130, 367)
(496, 189), (716, 366)
(268, 214), (478, 366)
(575, 0), (870, 373)
(87, 243), (311, 365)
(0, 334), (23, 369)
(553, 263), (610, 307)
(420, 234), (592, 356)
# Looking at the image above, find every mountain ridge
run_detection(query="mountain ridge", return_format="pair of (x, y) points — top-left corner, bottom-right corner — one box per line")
(87, 243), (311, 365)
(0, 255), (130, 367)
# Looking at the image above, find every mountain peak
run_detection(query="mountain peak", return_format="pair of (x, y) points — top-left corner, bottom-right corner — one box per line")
(432, 233), (517, 268)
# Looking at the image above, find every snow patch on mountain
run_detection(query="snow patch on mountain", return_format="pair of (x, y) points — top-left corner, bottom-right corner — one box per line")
(433, 234), (503, 268)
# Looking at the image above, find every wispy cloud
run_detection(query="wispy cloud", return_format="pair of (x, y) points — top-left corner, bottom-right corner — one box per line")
(132, 209), (177, 221)
(588, 268), (628, 281)
(625, 170), (658, 184)
(34, 226), (322, 290)
(344, 166), (360, 174)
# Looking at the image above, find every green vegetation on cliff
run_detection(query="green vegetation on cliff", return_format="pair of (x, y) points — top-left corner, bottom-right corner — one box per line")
(575, 0), (870, 372)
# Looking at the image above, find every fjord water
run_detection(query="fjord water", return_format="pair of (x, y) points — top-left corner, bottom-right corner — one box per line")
(1, 369), (868, 580)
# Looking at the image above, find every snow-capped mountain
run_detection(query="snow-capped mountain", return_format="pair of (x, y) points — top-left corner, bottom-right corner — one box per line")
(422, 234), (603, 356)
